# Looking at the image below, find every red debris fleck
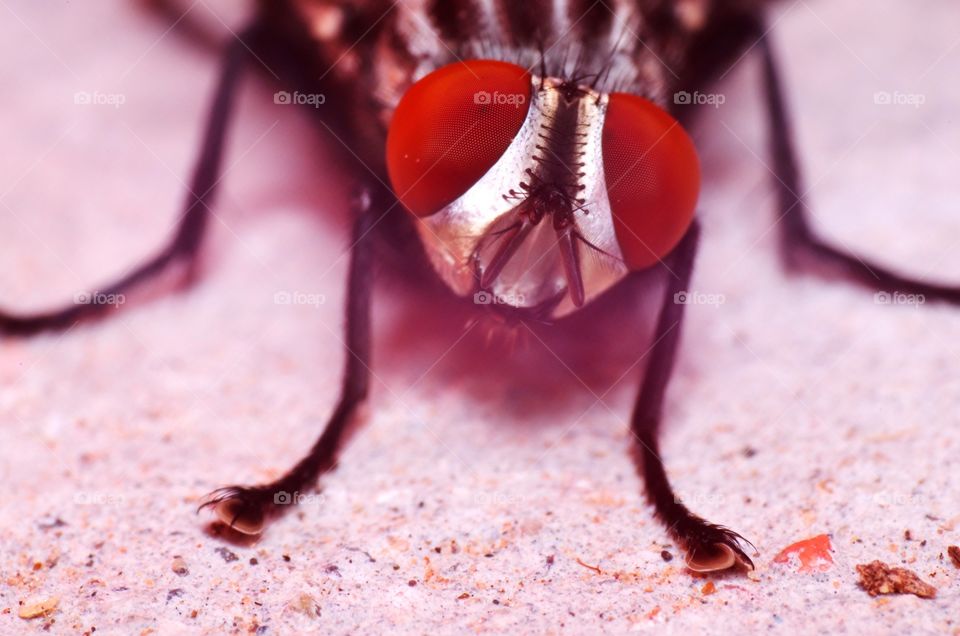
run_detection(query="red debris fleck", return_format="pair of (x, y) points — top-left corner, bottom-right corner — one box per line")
(947, 546), (960, 569)
(856, 561), (936, 598)
(773, 534), (834, 572)
(575, 558), (602, 575)
(701, 581), (716, 595)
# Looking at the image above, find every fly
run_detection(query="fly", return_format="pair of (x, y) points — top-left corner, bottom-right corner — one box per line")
(3, 0), (957, 573)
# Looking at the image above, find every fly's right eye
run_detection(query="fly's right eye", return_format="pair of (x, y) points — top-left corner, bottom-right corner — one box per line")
(386, 60), (532, 217)
(601, 93), (701, 270)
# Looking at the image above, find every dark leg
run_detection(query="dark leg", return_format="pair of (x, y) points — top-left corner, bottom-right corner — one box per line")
(200, 189), (376, 534)
(139, 0), (226, 53)
(761, 36), (960, 303)
(0, 25), (251, 336)
(631, 221), (755, 572)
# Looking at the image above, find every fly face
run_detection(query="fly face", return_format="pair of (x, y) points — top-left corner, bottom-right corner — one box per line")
(304, 0), (714, 319)
(385, 61), (700, 318)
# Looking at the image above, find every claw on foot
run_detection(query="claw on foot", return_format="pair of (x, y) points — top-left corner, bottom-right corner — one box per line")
(686, 543), (741, 572)
(678, 522), (756, 572)
(199, 487), (270, 535)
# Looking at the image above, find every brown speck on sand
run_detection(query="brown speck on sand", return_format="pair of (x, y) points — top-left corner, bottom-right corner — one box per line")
(171, 556), (189, 576)
(661, 550), (673, 562)
(701, 581), (717, 595)
(856, 561), (936, 598)
(36, 517), (67, 531)
(18, 595), (59, 619)
(575, 558), (602, 575)
(947, 546), (960, 569)
(294, 594), (320, 618)
(215, 547), (238, 563)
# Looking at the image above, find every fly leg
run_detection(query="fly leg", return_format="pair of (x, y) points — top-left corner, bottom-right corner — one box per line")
(199, 187), (376, 535)
(140, 0), (225, 53)
(0, 24), (254, 336)
(760, 35), (960, 303)
(630, 221), (755, 572)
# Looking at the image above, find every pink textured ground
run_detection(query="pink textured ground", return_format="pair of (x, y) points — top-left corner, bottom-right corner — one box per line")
(1, 1), (958, 634)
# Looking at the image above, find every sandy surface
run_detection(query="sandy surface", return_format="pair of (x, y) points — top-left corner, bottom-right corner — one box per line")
(1, 1), (959, 634)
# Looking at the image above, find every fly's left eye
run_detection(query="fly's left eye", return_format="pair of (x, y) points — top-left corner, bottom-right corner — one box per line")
(601, 93), (700, 270)
(386, 60), (532, 217)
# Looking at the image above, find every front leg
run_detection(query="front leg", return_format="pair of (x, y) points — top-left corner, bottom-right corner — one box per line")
(760, 34), (960, 304)
(200, 186), (376, 534)
(629, 220), (755, 572)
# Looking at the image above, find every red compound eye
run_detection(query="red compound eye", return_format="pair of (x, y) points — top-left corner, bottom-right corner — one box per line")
(386, 60), (532, 217)
(601, 93), (700, 270)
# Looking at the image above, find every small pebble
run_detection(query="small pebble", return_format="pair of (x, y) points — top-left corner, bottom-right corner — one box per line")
(18, 596), (59, 619)
(171, 556), (189, 576)
(947, 546), (960, 569)
(856, 561), (936, 598)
